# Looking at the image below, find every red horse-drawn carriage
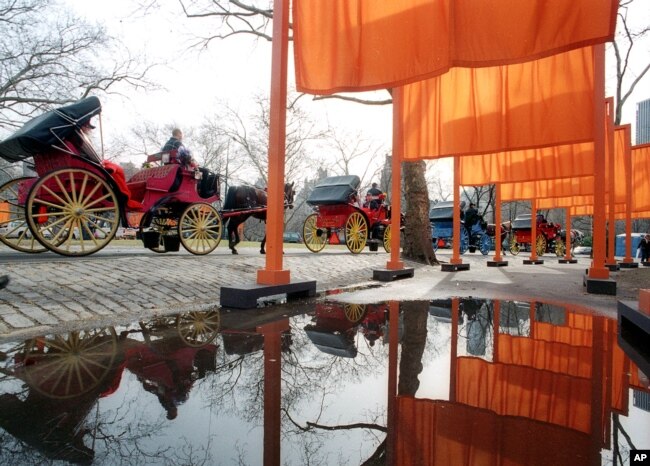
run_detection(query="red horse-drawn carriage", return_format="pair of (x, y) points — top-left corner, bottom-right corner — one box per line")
(0, 97), (290, 257)
(302, 175), (400, 254)
(508, 213), (565, 257)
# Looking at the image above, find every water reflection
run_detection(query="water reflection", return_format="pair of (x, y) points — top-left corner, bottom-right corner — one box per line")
(0, 299), (647, 465)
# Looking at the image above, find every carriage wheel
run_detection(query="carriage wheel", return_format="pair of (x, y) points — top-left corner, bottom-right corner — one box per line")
(179, 203), (222, 255)
(509, 236), (520, 255)
(344, 304), (367, 323)
(345, 211), (368, 254)
(535, 234), (547, 257)
(177, 310), (221, 347)
(22, 327), (118, 399)
(303, 213), (326, 253)
(459, 228), (469, 255)
(26, 169), (119, 256)
(0, 177), (48, 253)
(140, 212), (177, 253)
(479, 233), (491, 255)
(554, 238), (565, 257)
(382, 225), (392, 253)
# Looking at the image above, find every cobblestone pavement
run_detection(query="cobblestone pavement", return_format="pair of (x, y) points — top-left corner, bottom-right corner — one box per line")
(0, 243), (644, 341)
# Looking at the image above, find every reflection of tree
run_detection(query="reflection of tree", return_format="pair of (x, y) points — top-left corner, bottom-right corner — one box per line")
(398, 301), (429, 396)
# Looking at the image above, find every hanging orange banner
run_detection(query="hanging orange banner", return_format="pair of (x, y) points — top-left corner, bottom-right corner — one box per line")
(293, 0), (617, 94)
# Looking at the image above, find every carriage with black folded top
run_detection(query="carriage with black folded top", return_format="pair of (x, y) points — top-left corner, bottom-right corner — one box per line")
(302, 175), (401, 254)
(508, 213), (565, 257)
(0, 96), (225, 256)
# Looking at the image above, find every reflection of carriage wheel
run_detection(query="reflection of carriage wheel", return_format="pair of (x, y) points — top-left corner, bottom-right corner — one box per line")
(509, 236), (520, 255)
(344, 304), (367, 323)
(0, 177), (48, 253)
(303, 213), (327, 253)
(345, 211), (368, 254)
(479, 233), (491, 255)
(177, 310), (221, 347)
(459, 228), (469, 255)
(23, 327), (118, 399)
(554, 238), (565, 257)
(383, 225), (391, 253)
(179, 203), (223, 255)
(536, 234), (547, 257)
(26, 169), (119, 256)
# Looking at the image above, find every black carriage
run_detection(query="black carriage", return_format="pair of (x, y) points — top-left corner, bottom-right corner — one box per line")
(429, 201), (493, 255)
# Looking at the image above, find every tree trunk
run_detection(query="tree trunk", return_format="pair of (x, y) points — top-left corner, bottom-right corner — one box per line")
(402, 161), (438, 264)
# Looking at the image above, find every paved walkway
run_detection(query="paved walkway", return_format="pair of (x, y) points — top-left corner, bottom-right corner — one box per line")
(0, 243), (644, 341)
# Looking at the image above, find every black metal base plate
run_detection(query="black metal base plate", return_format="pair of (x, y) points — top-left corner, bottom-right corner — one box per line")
(523, 259), (544, 265)
(372, 267), (415, 282)
(643, 261), (650, 267)
(441, 263), (471, 272)
(487, 260), (508, 267)
(619, 262), (639, 269)
(583, 275), (617, 295)
(220, 280), (317, 309)
(606, 263), (621, 272)
(618, 300), (650, 376)
(558, 259), (578, 264)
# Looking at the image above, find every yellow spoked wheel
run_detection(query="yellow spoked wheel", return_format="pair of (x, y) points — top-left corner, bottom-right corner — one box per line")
(509, 236), (520, 255)
(345, 211), (368, 254)
(344, 304), (367, 323)
(179, 203), (222, 255)
(383, 225), (391, 253)
(554, 238), (565, 257)
(303, 213), (326, 253)
(0, 177), (48, 253)
(22, 328), (118, 399)
(26, 169), (119, 256)
(536, 234), (547, 257)
(177, 310), (221, 347)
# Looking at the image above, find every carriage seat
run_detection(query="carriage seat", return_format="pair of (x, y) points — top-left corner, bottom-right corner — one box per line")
(102, 160), (143, 209)
(127, 164), (182, 204)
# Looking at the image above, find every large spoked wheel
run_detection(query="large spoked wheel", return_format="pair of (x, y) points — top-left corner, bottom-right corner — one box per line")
(383, 225), (391, 253)
(0, 177), (48, 253)
(479, 233), (491, 255)
(536, 234), (547, 257)
(344, 304), (367, 323)
(459, 228), (469, 255)
(26, 169), (119, 256)
(509, 235), (520, 255)
(177, 310), (221, 347)
(179, 203), (223, 255)
(22, 328), (118, 399)
(303, 213), (327, 253)
(554, 238), (565, 257)
(345, 211), (368, 254)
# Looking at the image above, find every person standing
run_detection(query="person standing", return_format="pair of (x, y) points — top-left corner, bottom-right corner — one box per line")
(639, 234), (650, 262)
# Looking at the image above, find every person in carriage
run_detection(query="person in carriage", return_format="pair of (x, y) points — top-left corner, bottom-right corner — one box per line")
(365, 182), (384, 210)
(160, 128), (215, 197)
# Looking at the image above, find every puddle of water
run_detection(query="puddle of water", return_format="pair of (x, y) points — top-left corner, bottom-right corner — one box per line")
(0, 298), (647, 465)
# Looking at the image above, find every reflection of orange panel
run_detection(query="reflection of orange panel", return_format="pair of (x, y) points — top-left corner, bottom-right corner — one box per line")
(456, 357), (592, 433)
(534, 321), (593, 347)
(0, 202), (9, 223)
(497, 334), (592, 378)
(395, 397), (592, 466)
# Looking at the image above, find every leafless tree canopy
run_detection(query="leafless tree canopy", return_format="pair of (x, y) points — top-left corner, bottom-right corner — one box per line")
(0, 0), (155, 131)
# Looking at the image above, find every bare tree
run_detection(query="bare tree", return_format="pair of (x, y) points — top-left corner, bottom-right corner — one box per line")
(612, 0), (650, 125)
(326, 127), (385, 190)
(0, 0), (155, 131)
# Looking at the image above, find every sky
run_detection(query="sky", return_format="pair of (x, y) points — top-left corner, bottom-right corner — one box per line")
(65, 0), (649, 185)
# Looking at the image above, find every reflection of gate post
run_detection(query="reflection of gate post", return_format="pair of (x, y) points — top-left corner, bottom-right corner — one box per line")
(257, 319), (289, 466)
(386, 301), (400, 465)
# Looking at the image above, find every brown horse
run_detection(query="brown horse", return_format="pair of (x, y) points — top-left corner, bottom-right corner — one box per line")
(222, 182), (295, 254)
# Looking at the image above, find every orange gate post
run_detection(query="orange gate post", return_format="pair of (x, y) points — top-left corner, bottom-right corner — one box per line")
(488, 184), (508, 267)
(442, 156), (470, 271)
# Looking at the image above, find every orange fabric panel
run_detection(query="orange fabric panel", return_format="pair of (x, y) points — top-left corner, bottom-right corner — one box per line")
(460, 141), (595, 185)
(500, 176), (594, 202)
(401, 47), (596, 160)
(456, 357), (592, 432)
(632, 144), (650, 212)
(497, 334), (592, 378)
(293, 1), (617, 94)
(395, 397), (592, 466)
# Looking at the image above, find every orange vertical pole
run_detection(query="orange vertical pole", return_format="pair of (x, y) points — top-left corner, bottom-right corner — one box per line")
(257, 0), (290, 285)
(564, 208), (573, 260)
(451, 157), (462, 264)
(589, 45), (610, 279)
(530, 199), (538, 261)
(387, 88), (404, 270)
(492, 184), (503, 262)
(606, 97), (616, 265)
(622, 126), (634, 264)
(386, 301), (399, 465)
